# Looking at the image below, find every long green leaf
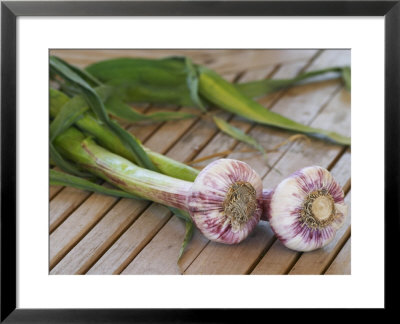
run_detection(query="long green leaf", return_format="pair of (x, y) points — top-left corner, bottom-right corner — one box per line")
(341, 66), (351, 91)
(50, 169), (143, 200)
(50, 56), (158, 171)
(212, 116), (268, 162)
(184, 57), (207, 112)
(199, 67), (350, 146)
(167, 207), (192, 223)
(50, 95), (89, 142)
(53, 56), (102, 87)
(236, 66), (347, 98)
(178, 220), (195, 261)
(49, 87), (70, 116)
(105, 95), (196, 122)
(50, 143), (94, 178)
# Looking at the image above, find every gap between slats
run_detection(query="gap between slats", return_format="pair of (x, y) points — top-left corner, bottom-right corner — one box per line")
(324, 236), (351, 275)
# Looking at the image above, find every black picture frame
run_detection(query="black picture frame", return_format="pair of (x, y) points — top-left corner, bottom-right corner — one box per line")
(1, 1), (398, 322)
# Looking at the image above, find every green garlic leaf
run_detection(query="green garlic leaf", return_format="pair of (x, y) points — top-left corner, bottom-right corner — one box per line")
(184, 57), (207, 112)
(212, 116), (268, 162)
(236, 66), (347, 98)
(53, 56), (102, 87)
(341, 66), (351, 91)
(50, 144), (94, 179)
(199, 66), (351, 146)
(178, 220), (195, 262)
(50, 169), (143, 200)
(50, 95), (89, 142)
(105, 96), (196, 122)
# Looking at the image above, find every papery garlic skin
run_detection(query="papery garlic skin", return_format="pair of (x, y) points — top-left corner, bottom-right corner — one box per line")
(267, 166), (347, 252)
(188, 159), (263, 244)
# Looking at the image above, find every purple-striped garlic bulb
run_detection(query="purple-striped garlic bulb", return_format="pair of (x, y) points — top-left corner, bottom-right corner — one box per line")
(188, 159), (263, 244)
(261, 166), (347, 252)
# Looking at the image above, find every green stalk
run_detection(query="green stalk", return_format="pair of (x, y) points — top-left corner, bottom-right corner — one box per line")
(53, 127), (193, 212)
(52, 126), (195, 257)
(50, 89), (199, 182)
(146, 150), (199, 182)
(50, 169), (143, 200)
(198, 67), (351, 146)
(77, 113), (199, 181)
(50, 142), (94, 178)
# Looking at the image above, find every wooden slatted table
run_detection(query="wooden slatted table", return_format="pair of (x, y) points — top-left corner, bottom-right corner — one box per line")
(49, 49), (351, 275)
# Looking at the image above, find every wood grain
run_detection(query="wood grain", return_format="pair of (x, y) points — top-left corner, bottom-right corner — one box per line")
(50, 198), (150, 275)
(325, 237), (351, 275)
(49, 187), (119, 269)
(87, 203), (172, 275)
(49, 185), (63, 200)
(49, 187), (92, 233)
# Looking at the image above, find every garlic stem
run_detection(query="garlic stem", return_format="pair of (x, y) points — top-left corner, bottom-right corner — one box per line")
(260, 189), (274, 221)
(54, 127), (263, 244)
(55, 127), (193, 211)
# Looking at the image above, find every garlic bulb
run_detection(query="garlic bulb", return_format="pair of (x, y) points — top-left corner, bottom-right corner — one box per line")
(263, 166), (347, 252)
(188, 159), (263, 244)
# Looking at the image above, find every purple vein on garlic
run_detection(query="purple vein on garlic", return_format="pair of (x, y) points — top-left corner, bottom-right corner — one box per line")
(188, 159), (263, 244)
(261, 166), (347, 252)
